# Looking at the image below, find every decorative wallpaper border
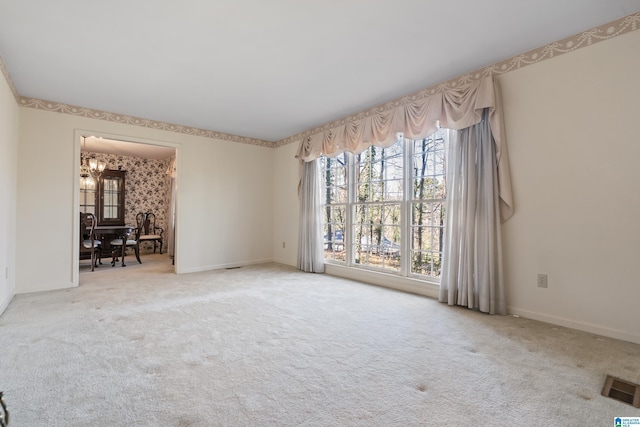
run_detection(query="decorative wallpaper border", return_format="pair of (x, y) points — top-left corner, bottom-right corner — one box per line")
(18, 97), (274, 148)
(2, 12), (639, 149)
(274, 11), (640, 148)
(0, 55), (19, 101)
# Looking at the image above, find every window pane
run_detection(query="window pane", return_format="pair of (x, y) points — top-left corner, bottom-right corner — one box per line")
(412, 129), (447, 201)
(411, 203), (445, 276)
(323, 204), (346, 261)
(321, 155), (348, 264)
(323, 205), (346, 227)
(411, 251), (442, 277)
(333, 185), (348, 204)
(321, 130), (448, 281)
(355, 146), (403, 203)
(353, 203), (401, 270)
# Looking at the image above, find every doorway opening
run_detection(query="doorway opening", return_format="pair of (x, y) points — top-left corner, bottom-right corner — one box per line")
(74, 132), (179, 285)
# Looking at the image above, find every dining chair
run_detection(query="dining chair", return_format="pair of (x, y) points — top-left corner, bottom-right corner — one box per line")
(80, 212), (101, 271)
(139, 212), (164, 254)
(109, 223), (142, 267)
(0, 390), (8, 427)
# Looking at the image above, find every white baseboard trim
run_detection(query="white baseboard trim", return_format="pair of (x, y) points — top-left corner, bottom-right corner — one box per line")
(324, 265), (639, 345)
(18, 280), (76, 295)
(508, 306), (640, 345)
(273, 258), (296, 268)
(0, 290), (15, 316)
(178, 258), (274, 274)
(325, 264), (440, 299)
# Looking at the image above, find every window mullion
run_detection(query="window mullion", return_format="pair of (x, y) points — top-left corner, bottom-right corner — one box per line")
(346, 152), (355, 267)
(401, 136), (413, 276)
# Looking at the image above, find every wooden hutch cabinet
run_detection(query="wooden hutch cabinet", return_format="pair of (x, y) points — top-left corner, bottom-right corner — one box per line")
(80, 169), (126, 226)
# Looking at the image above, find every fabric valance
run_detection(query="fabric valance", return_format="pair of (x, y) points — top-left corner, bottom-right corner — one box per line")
(295, 76), (513, 221)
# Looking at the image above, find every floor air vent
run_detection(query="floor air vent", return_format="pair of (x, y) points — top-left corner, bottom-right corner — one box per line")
(602, 375), (640, 407)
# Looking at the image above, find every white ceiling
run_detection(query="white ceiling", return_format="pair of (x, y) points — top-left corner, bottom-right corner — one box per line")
(1, 1), (639, 143)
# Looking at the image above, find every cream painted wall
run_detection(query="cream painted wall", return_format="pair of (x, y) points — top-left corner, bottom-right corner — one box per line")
(176, 135), (274, 272)
(272, 142), (299, 266)
(0, 72), (19, 314)
(16, 107), (274, 293)
(274, 30), (640, 344)
(498, 29), (640, 343)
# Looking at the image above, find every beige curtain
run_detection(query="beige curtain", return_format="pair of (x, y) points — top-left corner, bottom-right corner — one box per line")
(440, 110), (505, 314)
(297, 159), (325, 273)
(296, 76), (513, 222)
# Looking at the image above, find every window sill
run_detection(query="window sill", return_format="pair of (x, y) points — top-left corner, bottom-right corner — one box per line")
(324, 263), (440, 299)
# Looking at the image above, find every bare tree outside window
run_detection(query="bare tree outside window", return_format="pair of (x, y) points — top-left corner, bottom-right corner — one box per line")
(322, 154), (347, 262)
(321, 129), (447, 280)
(411, 130), (447, 277)
(354, 144), (403, 272)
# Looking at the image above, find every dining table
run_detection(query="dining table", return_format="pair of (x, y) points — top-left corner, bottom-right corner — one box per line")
(93, 224), (137, 267)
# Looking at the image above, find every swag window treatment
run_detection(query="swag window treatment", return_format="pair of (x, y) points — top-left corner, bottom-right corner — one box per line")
(295, 76), (513, 221)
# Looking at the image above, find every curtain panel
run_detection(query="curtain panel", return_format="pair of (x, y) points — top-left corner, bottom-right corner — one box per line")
(439, 112), (506, 314)
(297, 159), (325, 273)
(295, 76), (513, 222)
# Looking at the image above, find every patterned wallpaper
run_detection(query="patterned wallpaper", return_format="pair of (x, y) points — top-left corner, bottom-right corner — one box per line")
(84, 151), (173, 251)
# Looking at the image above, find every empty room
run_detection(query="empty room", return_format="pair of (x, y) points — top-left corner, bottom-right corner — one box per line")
(1, 1), (639, 426)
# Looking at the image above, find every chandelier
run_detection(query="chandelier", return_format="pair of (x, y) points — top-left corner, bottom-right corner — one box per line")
(80, 137), (106, 187)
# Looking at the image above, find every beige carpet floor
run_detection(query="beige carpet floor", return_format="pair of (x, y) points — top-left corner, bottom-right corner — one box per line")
(0, 255), (639, 426)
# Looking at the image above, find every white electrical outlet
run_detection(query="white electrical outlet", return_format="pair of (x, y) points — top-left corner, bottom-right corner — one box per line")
(537, 273), (548, 288)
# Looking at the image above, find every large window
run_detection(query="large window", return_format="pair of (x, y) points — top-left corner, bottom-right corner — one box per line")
(322, 129), (448, 281)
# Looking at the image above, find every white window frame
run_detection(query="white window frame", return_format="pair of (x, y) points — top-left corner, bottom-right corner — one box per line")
(322, 129), (448, 286)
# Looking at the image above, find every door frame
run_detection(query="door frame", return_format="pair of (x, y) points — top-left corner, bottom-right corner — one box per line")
(72, 129), (181, 285)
